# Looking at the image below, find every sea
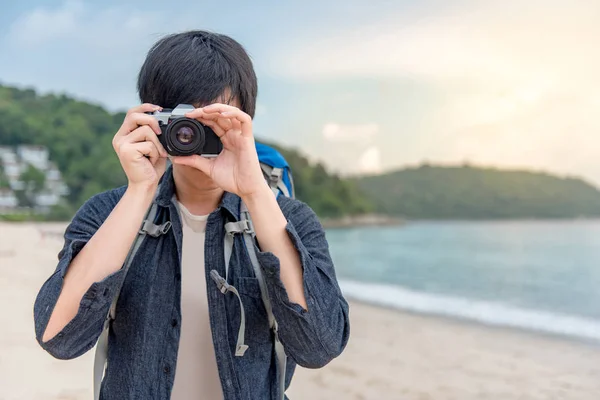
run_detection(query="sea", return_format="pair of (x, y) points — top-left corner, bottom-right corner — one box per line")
(326, 220), (600, 343)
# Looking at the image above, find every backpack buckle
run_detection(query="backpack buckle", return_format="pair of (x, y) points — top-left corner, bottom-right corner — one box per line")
(225, 219), (254, 236)
(270, 168), (282, 182)
(240, 212), (255, 235)
(210, 270), (230, 294)
(141, 220), (172, 237)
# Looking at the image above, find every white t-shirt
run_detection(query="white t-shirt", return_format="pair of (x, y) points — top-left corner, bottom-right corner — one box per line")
(170, 202), (223, 400)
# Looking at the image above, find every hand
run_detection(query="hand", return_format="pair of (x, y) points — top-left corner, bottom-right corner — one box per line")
(171, 104), (268, 199)
(112, 103), (168, 190)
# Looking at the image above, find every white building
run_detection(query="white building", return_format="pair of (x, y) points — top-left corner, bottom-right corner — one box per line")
(17, 145), (50, 171)
(35, 191), (61, 207)
(45, 163), (70, 196)
(0, 145), (69, 213)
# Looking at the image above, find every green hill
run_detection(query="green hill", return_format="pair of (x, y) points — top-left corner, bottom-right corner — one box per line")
(356, 164), (600, 219)
(0, 84), (371, 219)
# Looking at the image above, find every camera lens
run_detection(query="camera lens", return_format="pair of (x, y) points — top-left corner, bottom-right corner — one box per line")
(166, 118), (205, 156)
(176, 126), (195, 145)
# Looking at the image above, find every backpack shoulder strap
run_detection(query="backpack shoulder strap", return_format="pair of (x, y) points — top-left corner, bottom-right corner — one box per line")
(224, 200), (287, 400)
(93, 188), (169, 400)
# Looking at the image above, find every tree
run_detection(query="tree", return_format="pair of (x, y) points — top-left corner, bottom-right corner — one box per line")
(16, 164), (46, 208)
(0, 163), (10, 189)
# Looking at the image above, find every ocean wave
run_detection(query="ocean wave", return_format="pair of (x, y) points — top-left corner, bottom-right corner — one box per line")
(340, 280), (600, 343)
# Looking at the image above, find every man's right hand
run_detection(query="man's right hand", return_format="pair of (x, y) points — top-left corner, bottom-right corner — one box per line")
(112, 103), (168, 189)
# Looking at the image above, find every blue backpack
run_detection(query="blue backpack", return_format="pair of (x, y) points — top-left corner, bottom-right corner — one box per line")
(94, 143), (295, 400)
(255, 142), (295, 199)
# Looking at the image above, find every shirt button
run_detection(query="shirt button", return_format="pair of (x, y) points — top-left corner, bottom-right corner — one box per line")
(163, 365), (170, 374)
(171, 319), (178, 327)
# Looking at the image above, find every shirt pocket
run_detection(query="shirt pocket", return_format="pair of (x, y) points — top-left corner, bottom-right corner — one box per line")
(236, 277), (272, 345)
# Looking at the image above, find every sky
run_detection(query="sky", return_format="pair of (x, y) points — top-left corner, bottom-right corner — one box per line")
(1, 0), (599, 184)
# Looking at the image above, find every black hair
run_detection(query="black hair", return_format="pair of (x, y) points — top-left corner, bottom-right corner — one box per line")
(137, 30), (258, 117)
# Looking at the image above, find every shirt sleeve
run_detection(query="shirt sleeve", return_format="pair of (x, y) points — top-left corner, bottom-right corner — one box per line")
(254, 198), (351, 368)
(33, 192), (124, 360)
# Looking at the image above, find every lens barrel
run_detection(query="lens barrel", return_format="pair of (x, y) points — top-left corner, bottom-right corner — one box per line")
(166, 118), (205, 156)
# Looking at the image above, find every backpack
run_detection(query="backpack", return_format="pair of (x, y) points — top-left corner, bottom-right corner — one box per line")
(93, 142), (294, 400)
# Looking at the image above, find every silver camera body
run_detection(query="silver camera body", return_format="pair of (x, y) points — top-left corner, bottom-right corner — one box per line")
(148, 104), (222, 157)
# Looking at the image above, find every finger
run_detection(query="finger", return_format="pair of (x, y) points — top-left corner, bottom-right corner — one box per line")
(207, 115), (233, 133)
(140, 142), (160, 165)
(184, 108), (233, 133)
(123, 141), (159, 165)
(183, 107), (210, 119)
(196, 112), (233, 131)
(203, 105), (252, 137)
(229, 117), (242, 132)
(171, 155), (214, 176)
(185, 105), (235, 122)
(120, 125), (167, 157)
(117, 113), (162, 138)
(216, 116), (233, 132)
(199, 118), (226, 138)
(127, 103), (162, 116)
(199, 103), (238, 114)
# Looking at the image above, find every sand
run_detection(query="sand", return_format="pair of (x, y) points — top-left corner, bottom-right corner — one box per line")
(1, 222), (600, 400)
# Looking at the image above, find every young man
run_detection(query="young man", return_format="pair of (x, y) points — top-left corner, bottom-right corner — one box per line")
(33, 30), (350, 399)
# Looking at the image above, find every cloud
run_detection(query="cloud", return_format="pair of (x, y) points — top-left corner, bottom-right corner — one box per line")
(9, 0), (82, 46)
(6, 1), (164, 52)
(275, 0), (600, 183)
(276, 1), (600, 84)
(1, 1), (202, 110)
(358, 146), (382, 175)
(315, 122), (382, 175)
(322, 123), (379, 142)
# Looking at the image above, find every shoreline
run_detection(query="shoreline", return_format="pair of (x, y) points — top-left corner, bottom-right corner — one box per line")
(345, 295), (600, 350)
(321, 214), (405, 229)
(338, 279), (600, 348)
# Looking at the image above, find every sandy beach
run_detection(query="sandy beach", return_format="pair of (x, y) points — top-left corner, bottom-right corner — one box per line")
(1, 222), (600, 400)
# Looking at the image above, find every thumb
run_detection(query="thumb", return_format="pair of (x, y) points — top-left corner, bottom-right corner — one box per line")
(172, 155), (213, 176)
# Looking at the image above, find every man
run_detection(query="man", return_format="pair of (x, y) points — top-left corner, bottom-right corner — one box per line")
(33, 30), (350, 399)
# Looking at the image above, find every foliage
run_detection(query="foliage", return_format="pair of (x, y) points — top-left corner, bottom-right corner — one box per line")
(0, 163), (10, 189)
(356, 164), (600, 219)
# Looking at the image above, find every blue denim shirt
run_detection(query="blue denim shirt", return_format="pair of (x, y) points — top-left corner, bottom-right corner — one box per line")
(33, 166), (350, 400)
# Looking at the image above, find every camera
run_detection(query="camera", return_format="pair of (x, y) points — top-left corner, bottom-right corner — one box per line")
(147, 104), (222, 157)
